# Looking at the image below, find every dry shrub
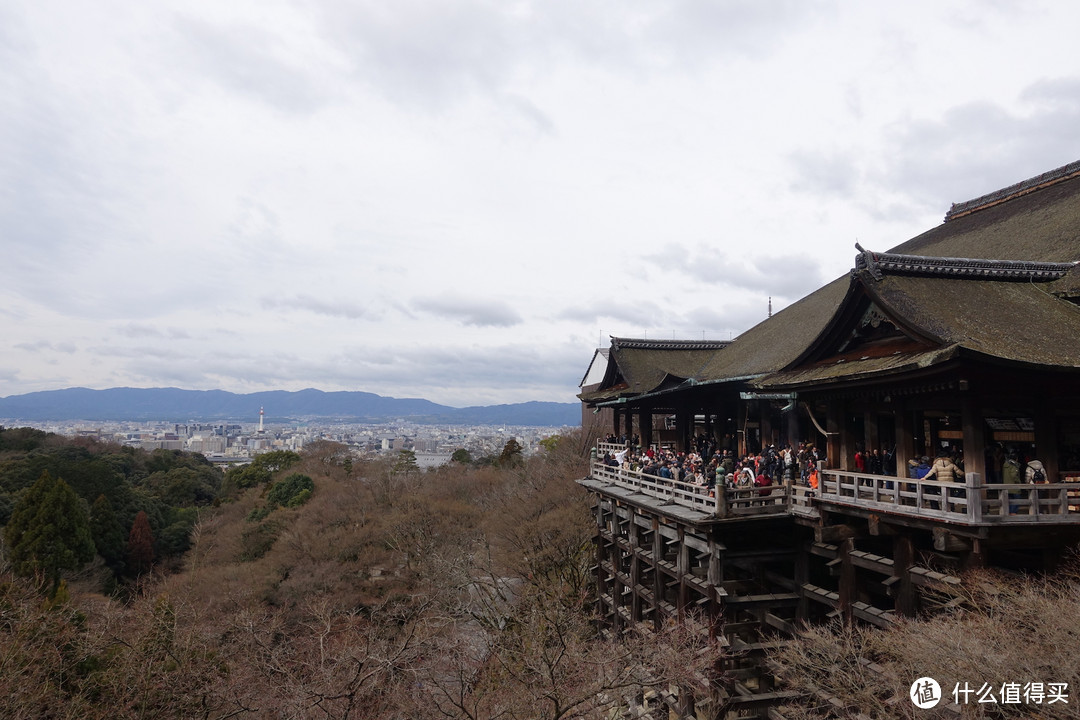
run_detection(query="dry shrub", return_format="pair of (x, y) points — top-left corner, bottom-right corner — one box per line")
(774, 560), (1080, 719)
(481, 448), (594, 599)
(1, 429), (697, 719)
(420, 579), (714, 720)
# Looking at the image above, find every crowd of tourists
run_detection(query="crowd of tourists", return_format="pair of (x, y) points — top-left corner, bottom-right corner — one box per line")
(599, 434), (826, 494)
(601, 434), (1049, 500)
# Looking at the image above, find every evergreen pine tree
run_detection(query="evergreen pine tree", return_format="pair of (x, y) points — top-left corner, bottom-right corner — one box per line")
(4, 471), (95, 595)
(499, 438), (524, 466)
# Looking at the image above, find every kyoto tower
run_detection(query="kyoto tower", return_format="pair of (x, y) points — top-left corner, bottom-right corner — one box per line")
(258, 406), (264, 434)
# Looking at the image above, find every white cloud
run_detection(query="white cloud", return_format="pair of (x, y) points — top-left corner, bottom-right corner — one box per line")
(4, 1), (1080, 405)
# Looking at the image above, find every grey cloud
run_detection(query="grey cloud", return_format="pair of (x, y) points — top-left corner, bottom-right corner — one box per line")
(503, 93), (556, 136)
(856, 80), (1080, 217)
(89, 345), (189, 361)
(0, 77), (117, 290)
(645, 243), (829, 303)
(684, 303), (772, 339)
(172, 15), (328, 113)
(555, 298), (671, 329)
(14, 340), (77, 354)
(783, 76), (1080, 226)
(113, 324), (192, 340)
(314, 0), (820, 112)
(412, 296), (523, 327)
(116, 324), (164, 339)
(318, 1), (522, 109)
(1021, 77), (1080, 113)
(261, 294), (376, 321)
(788, 149), (859, 197)
(645, 0), (829, 65)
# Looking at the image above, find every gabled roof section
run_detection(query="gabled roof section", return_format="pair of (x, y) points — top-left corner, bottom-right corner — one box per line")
(892, 160), (1080, 262)
(695, 276), (850, 384)
(579, 348), (610, 389)
(860, 267), (1080, 368)
(578, 337), (728, 404)
(759, 247), (1080, 390)
(783, 274), (939, 371)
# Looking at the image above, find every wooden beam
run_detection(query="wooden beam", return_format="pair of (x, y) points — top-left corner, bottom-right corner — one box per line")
(933, 527), (971, 553)
(815, 523), (859, 543)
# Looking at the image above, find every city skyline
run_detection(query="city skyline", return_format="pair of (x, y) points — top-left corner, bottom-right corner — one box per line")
(5, 2), (1080, 406)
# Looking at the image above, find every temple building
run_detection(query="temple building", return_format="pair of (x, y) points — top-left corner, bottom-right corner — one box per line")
(576, 160), (1080, 717)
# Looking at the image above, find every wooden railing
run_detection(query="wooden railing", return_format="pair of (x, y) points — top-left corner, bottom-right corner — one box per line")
(818, 470), (1080, 525)
(591, 443), (790, 519)
(589, 443), (1080, 525)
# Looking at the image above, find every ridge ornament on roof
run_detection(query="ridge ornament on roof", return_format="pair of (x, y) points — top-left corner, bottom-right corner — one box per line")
(853, 244), (1076, 282)
(610, 337), (731, 351)
(945, 158), (1080, 221)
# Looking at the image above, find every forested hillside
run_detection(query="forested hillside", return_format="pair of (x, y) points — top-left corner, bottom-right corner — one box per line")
(0, 427), (702, 718)
(3, 427), (1076, 719)
(0, 427), (219, 591)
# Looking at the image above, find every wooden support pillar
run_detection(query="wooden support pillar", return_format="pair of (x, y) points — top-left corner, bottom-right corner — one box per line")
(838, 538), (856, 625)
(705, 536), (723, 642)
(787, 403), (801, 450)
(961, 395), (986, 482)
(639, 410), (653, 450)
(675, 685), (696, 718)
(612, 408), (621, 439)
(629, 509), (642, 624)
(827, 402), (846, 471)
(677, 527), (689, 622)
(738, 403), (747, 457)
(623, 409), (634, 444)
(967, 537), (987, 569)
(677, 407), (692, 453)
(611, 505), (627, 634)
(1034, 398), (1059, 481)
(760, 400), (775, 448)
(864, 410), (879, 455)
(652, 517), (663, 632)
(894, 399), (914, 479)
(795, 542), (809, 623)
(892, 535), (916, 617)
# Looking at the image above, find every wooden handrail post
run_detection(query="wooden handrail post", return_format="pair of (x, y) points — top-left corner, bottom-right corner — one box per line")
(715, 483), (728, 518)
(966, 472), (982, 523)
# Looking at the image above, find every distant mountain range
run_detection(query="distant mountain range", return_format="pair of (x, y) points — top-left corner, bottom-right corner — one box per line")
(0, 387), (582, 427)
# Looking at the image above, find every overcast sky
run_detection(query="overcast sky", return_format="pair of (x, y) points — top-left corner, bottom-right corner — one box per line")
(4, 1), (1080, 407)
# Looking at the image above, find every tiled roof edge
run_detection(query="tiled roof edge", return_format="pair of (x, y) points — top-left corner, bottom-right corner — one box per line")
(611, 337), (732, 351)
(945, 159), (1080, 222)
(853, 244), (1076, 282)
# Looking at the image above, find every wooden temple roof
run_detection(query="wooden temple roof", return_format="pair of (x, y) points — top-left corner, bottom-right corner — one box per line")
(578, 337), (729, 404)
(592, 159), (1080, 406)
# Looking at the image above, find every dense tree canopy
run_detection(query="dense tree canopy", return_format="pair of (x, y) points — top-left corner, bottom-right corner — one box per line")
(5, 471), (95, 594)
(224, 450), (301, 490)
(0, 427), (224, 589)
(89, 493), (125, 573)
(127, 510), (154, 577)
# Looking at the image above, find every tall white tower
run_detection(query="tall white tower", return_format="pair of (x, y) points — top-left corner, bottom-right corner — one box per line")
(258, 407), (265, 434)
